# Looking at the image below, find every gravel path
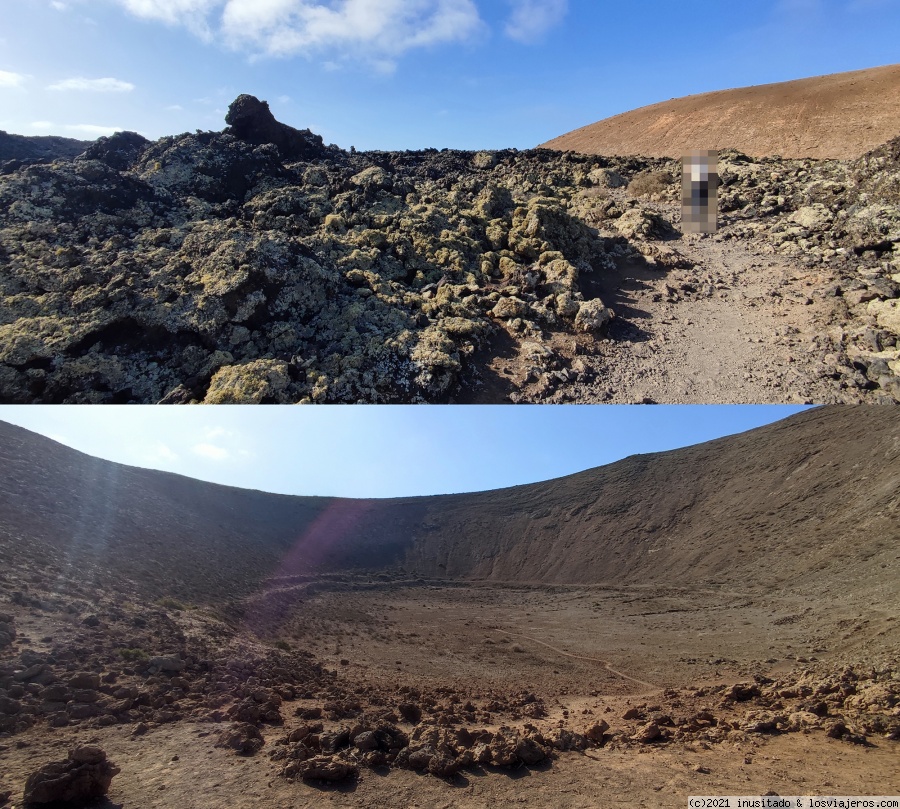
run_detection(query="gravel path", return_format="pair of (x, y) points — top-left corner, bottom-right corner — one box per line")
(459, 214), (864, 404)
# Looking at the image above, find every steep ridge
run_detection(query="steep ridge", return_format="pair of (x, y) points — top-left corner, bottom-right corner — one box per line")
(0, 406), (897, 604)
(541, 63), (900, 159)
(404, 406), (900, 594)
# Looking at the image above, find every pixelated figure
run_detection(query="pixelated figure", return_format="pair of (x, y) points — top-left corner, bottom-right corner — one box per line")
(681, 150), (718, 233)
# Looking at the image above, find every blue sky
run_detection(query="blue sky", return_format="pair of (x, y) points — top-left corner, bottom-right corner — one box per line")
(0, 0), (897, 150)
(0, 405), (812, 498)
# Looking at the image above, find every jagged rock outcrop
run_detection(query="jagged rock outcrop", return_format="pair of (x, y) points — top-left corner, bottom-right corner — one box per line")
(224, 94), (336, 161)
(78, 130), (150, 171)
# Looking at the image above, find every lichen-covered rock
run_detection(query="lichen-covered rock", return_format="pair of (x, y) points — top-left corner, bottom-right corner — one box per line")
(204, 359), (293, 404)
(615, 207), (672, 240)
(574, 299), (614, 333)
(588, 167), (626, 187)
(3, 99), (896, 403)
(492, 296), (530, 319)
(0, 99), (632, 404)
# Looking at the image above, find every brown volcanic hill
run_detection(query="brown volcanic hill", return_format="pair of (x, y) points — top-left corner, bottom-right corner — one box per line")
(0, 406), (898, 604)
(540, 63), (900, 159)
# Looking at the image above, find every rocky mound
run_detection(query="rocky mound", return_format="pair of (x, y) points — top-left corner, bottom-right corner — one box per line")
(0, 96), (899, 402)
(0, 95), (647, 403)
(541, 63), (900, 159)
(0, 131), (93, 164)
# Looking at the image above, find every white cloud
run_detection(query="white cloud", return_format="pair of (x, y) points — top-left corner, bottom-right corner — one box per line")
(203, 426), (233, 439)
(504, 0), (567, 43)
(149, 442), (179, 462)
(28, 121), (122, 136)
(116, 0), (219, 36)
(112, 0), (484, 62)
(65, 124), (123, 136)
(48, 77), (135, 92)
(50, 1), (69, 10)
(166, 103), (184, 110)
(193, 442), (230, 461)
(0, 70), (27, 89)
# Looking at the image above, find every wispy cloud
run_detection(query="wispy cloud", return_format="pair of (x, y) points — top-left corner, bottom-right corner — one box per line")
(30, 121), (122, 136)
(141, 441), (180, 463)
(50, 1), (69, 10)
(193, 442), (230, 461)
(112, 0), (484, 66)
(66, 124), (124, 136)
(116, 0), (218, 36)
(0, 70), (27, 89)
(48, 77), (135, 92)
(504, 0), (567, 43)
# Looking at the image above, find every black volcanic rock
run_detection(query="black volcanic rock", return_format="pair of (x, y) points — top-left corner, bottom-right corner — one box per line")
(224, 94), (332, 161)
(0, 130), (93, 162)
(78, 130), (150, 171)
(0, 103), (899, 403)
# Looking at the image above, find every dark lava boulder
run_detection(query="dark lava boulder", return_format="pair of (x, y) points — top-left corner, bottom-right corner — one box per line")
(224, 94), (333, 161)
(23, 746), (120, 805)
(78, 131), (150, 171)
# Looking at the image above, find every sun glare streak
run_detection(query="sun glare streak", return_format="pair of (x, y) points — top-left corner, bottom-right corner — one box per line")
(54, 458), (121, 601)
(241, 499), (375, 636)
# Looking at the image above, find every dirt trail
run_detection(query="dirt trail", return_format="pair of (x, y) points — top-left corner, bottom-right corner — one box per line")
(460, 213), (856, 404)
(494, 628), (661, 691)
(580, 235), (846, 403)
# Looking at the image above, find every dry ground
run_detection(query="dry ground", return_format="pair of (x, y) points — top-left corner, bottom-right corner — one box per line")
(2, 578), (897, 808)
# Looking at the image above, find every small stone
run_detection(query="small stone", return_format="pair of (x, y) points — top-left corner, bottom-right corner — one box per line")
(574, 299), (614, 333)
(633, 722), (661, 743)
(149, 655), (186, 672)
(215, 723), (264, 756)
(69, 672), (100, 690)
(585, 720), (610, 741)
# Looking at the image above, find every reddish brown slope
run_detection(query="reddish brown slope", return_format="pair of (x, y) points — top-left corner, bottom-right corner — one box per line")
(541, 63), (900, 159)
